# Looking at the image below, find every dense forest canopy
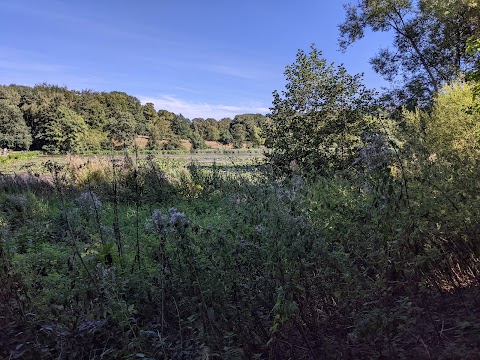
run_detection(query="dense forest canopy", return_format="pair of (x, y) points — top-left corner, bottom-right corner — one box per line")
(0, 84), (271, 153)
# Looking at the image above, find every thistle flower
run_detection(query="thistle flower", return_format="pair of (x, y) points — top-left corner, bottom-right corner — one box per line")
(149, 209), (169, 233)
(147, 207), (189, 234)
(168, 207), (189, 230)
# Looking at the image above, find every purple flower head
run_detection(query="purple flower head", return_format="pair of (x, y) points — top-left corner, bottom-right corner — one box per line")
(148, 208), (189, 234)
(168, 207), (189, 230)
(150, 209), (169, 233)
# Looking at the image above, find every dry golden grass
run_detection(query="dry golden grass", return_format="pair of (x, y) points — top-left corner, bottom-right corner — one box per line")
(67, 155), (113, 186)
(134, 135), (149, 149)
(205, 141), (233, 149)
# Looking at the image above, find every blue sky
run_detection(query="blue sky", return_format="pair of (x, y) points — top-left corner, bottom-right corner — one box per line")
(0, 0), (392, 119)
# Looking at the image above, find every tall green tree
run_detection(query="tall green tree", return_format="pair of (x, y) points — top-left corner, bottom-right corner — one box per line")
(20, 84), (73, 147)
(426, 81), (480, 163)
(403, 79), (480, 165)
(74, 91), (107, 129)
(36, 106), (88, 153)
(171, 114), (192, 138)
(339, 0), (480, 106)
(146, 108), (174, 149)
(233, 114), (268, 147)
(231, 123), (246, 149)
(467, 37), (480, 111)
(157, 109), (175, 123)
(101, 91), (146, 135)
(218, 117), (233, 145)
(189, 131), (207, 150)
(204, 118), (220, 141)
(156, 109), (173, 139)
(143, 102), (158, 127)
(268, 46), (376, 173)
(0, 88), (32, 149)
(191, 118), (207, 139)
(106, 111), (136, 147)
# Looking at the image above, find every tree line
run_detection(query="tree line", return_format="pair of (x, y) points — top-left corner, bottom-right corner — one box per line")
(0, 84), (270, 153)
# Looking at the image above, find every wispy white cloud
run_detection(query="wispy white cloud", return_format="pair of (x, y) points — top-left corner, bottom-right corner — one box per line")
(140, 55), (264, 80)
(203, 64), (256, 79)
(0, 2), (173, 46)
(138, 94), (269, 120)
(0, 47), (73, 75)
(174, 86), (202, 94)
(0, 49), (112, 89)
(0, 60), (69, 73)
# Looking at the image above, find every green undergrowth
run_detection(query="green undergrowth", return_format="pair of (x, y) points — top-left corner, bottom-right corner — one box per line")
(0, 151), (42, 164)
(0, 153), (479, 359)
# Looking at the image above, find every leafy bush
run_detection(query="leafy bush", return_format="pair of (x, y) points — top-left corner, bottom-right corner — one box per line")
(268, 45), (377, 174)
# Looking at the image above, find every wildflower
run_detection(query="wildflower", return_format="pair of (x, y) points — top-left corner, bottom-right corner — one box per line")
(168, 207), (189, 230)
(147, 207), (189, 234)
(149, 209), (169, 233)
(289, 160), (298, 172)
(255, 224), (265, 234)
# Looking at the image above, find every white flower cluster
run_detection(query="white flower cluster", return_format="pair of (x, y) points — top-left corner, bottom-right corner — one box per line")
(148, 207), (189, 234)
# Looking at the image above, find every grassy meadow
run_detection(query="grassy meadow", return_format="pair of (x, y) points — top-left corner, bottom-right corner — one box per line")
(0, 148), (266, 175)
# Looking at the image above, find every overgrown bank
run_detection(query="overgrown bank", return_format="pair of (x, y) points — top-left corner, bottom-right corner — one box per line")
(0, 147), (479, 358)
